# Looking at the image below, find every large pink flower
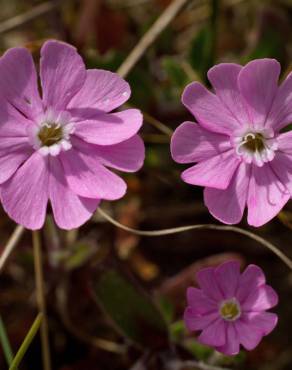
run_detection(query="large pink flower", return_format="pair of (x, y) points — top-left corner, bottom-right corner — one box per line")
(171, 59), (292, 226)
(0, 40), (144, 230)
(184, 261), (278, 356)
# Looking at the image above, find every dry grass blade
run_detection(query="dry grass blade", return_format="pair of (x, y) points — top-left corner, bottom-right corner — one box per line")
(0, 1), (61, 34)
(0, 225), (25, 273)
(117, 0), (191, 78)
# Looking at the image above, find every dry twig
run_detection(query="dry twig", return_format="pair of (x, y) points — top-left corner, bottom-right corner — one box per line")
(117, 0), (191, 78)
(0, 1), (60, 34)
(0, 225), (25, 273)
(97, 207), (292, 270)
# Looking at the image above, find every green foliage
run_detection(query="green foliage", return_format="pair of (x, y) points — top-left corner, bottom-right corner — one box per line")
(92, 269), (169, 348)
(184, 338), (213, 361)
(0, 315), (14, 367)
(158, 296), (175, 324)
(188, 26), (213, 81)
(161, 57), (188, 88)
(242, 29), (285, 64)
(64, 242), (94, 270)
(170, 320), (186, 342)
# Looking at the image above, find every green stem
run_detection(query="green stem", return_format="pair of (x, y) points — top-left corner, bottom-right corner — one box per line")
(33, 230), (52, 370)
(0, 314), (14, 366)
(9, 313), (42, 370)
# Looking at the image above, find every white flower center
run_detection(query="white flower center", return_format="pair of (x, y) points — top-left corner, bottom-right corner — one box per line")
(234, 128), (278, 167)
(29, 109), (75, 156)
(219, 298), (241, 321)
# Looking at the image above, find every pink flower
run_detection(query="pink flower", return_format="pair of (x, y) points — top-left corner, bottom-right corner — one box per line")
(184, 261), (278, 356)
(0, 40), (144, 230)
(171, 59), (292, 226)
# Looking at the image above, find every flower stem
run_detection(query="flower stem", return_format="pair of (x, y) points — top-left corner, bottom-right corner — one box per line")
(32, 230), (52, 370)
(9, 313), (43, 370)
(0, 314), (14, 366)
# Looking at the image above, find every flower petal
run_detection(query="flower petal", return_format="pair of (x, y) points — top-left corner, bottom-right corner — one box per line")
(266, 72), (292, 131)
(196, 267), (223, 301)
(204, 162), (250, 224)
(0, 47), (43, 120)
(49, 157), (100, 230)
(242, 285), (278, 311)
(0, 137), (33, 184)
(247, 163), (289, 227)
(208, 63), (250, 125)
(270, 152), (292, 196)
(171, 121), (231, 163)
(40, 40), (86, 110)
(215, 261), (240, 299)
(241, 312), (278, 336)
(68, 69), (130, 112)
(83, 135), (145, 172)
(184, 307), (218, 331)
(1, 152), (49, 229)
(277, 131), (292, 155)
(186, 287), (217, 314)
(0, 102), (33, 137)
(235, 319), (263, 351)
(198, 319), (226, 347)
(181, 150), (240, 190)
(182, 82), (240, 135)
(238, 59), (280, 126)
(73, 109), (143, 145)
(216, 323), (240, 356)
(237, 264), (266, 303)
(60, 146), (127, 200)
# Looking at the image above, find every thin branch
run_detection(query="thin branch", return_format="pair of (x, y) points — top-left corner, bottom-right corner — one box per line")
(0, 225), (25, 273)
(0, 1), (60, 34)
(117, 0), (191, 78)
(125, 103), (173, 137)
(97, 207), (292, 270)
(33, 231), (51, 370)
(143, 111), (173, 137)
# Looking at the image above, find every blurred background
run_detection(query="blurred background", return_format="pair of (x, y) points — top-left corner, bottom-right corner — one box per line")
(0, 0), (292, 369)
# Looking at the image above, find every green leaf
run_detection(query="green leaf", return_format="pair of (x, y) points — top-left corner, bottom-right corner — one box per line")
(188, 26), (213, 81)
(161, 57), (188, 88)
(242, 29), (284, 64)
(158, 296), (175, 324)
(170, 320), (186, 342)
(0, 315), (14, 366)
(64, 242), (95, 270)
(184, 338), (213, 361)
(92, 269), (169, 348)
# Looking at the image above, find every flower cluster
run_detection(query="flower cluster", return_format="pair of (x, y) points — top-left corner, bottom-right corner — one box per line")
(184, 261), (278, 355)
(0, 41), (283, 356)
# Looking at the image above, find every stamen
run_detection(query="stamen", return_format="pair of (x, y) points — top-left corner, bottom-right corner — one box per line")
(38, 123), (63, 147)
(219, 298), (241, 321)
(236, 133), (257, 155)
(235, 130), (277, 166)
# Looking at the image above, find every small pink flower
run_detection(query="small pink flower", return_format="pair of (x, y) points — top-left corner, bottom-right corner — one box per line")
(0, 40), (144, 230)
(184, 261), (278, 356)
(171, 59), (292, 226)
